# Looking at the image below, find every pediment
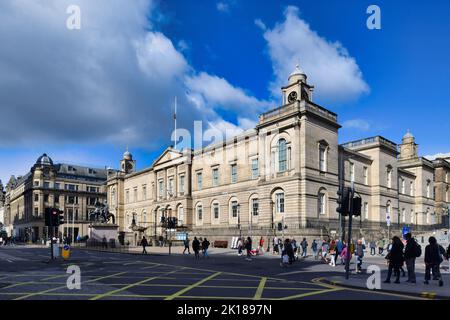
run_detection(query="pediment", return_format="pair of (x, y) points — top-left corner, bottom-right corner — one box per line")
(152, 147), (183, 167)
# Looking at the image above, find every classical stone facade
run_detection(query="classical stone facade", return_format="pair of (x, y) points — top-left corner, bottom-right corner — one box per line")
(4, 154), (107, 242)
(107, 66), (450, 244)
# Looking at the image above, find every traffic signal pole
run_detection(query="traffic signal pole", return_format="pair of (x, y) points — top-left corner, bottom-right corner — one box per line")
(345, 185), (354, 280)
(50, 226), (54, 260)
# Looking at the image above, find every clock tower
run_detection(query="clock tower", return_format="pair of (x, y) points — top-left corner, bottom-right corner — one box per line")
(399, 130), (418, 160)
(281, 64), (314, 105)
(120, 149), (136, 174)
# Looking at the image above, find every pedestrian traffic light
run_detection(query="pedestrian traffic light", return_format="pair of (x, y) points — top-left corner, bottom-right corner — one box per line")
(352, 196), (362, 217)
(336, 187), (350, 216)
(58, 209), (65, 225)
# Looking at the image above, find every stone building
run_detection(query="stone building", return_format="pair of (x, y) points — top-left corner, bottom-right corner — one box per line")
(4, 154), (107, 242)
(107, 66), (450, 244)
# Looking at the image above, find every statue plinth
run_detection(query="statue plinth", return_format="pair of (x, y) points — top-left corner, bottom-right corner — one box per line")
(88, 223), (119, 244)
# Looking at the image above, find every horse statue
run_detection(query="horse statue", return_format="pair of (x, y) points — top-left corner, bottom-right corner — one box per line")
(89, 201), (115, 224)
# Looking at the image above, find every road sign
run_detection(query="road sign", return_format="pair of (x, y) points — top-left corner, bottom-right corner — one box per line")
(402, 226), (410, 239)
(386, 214), (391, 226)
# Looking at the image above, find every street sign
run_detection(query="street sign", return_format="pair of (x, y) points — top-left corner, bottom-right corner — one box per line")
(386, 214), (391, 227)
(62, 245), (71, 260)
(402, 226), (410, 239)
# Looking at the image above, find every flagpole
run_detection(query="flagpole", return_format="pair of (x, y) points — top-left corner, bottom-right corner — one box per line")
(174, 96), (177, 150)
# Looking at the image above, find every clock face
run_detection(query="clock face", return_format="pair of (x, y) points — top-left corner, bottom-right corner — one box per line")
(288, 91), (297, 103)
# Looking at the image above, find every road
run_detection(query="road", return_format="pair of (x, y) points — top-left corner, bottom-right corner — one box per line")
(0, 246), (428, 300)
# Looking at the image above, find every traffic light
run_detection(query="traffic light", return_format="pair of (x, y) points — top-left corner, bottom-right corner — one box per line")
(51, 208), (59, 226)
(352, 196), (362, 217)
(58, 209), (65, 225)
(277, 222), (283, 231)
(45, 208), (60, 226)
(336, 187), (350, 216)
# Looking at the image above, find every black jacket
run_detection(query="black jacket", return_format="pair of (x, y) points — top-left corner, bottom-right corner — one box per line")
(424, 244), (444, 264)
(192, 239), (200, 251)
(404, 239), (417, 259)
(386, 242), (404, 267)
(202, 240), (210, 250)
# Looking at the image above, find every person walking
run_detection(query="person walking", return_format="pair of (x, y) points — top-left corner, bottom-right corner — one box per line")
(355, 239), (365, 273)
(377, 239), (384, 256)
(424, 236), (444, 287)
(285, 239), (295, 264)
(183, 237), (191, 254)
(237, 237), (243, 256)
(202, 238), (210, 259)
(245, 237), (253, 261)
(328, 240), (337, 267)
(192, 237), (200, 260)
(300, 238), (308, 258)
(273, 236), (279, 255)
(384, 236), (404, 284)
(369, 240), (376, 256)
(141, 236), (148, 254)
(311, 239), (318, 260)
(321, 240), (329, 262)
(259, 237), (265, 255)
(404, 233), (420, 283)
(340, 243), (351, 266)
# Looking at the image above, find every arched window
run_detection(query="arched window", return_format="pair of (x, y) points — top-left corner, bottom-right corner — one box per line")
(142, 211), (147, 225)
(196, 204), (203, 222)
(278, 139), (287, 172)
(211, 201), (220, 221)
(426, 180), (431, 198)
(276, 192), (285, 213)
(386, 167), (392, 188)
(410, 209), (414, 224)
(178, 205), (184, 225)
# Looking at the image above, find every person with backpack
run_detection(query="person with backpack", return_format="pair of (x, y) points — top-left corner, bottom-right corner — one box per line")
(369, 240), (376, 256)
(183, 237), (191, 254)
(424, 236), (444, 287)
(311, 239), (318, 260)
(404, 233), (420, 283)
(300, 238), (308, 258)
(202, 238), (210, 259)
(192, 237), (200, 260)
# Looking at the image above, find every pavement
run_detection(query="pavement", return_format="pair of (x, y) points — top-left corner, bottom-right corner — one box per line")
(0, 245), (448, 300)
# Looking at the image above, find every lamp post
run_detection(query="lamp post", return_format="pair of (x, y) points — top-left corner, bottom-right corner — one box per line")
(237, 204), (241, 239)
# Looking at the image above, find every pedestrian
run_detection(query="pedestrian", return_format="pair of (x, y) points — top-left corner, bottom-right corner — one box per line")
(384, 236), (404, 284)
(259, 236), (265, 255)
(237, 237), (243, 256)
(245, 237), (252, 261)
(102, 235), (108, 249)
(192, 237), (200, 260)
(321, 240), (329, 262)
(424, 236), (444, 287)
(183, 237), (191, 254)
(291, 238), (298, 260)
(311, 239), (318, 260)
(285, 239), (295, 264)
(404, 233), (421, 283)
(340, 243), (351, 266)
(273, 236), (279, 255)
(300, 238), (308, 258)
(159, 235), (164, 247)
(370, 240), (376, 256)
(202, 238), (210, 258)
(141, 236), (148, 254)
(355, 239), (365, 273)
(328, 240), (336, 267)
(377, 239), (384, 256)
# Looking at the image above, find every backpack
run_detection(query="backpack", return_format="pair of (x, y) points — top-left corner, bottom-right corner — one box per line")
(414, 241), (422, 258)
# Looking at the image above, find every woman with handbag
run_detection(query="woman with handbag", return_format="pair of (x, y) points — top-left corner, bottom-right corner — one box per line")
(383, 236), (404, 284)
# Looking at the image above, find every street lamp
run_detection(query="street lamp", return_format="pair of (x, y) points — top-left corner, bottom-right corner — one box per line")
(237, 203), (241, 239)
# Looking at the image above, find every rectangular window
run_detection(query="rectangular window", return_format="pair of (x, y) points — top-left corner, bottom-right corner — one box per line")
(54, 183), (60, 190)
(126, 190), (130, 204)
(34, 207), (39, 216)
(251, 159), (259, 179)
(168, 178), (174, 196)
(363, 167), (368, 185)
(213, 203), (219, 219)
(364, 202), (369, 219)
(197, 206), (203, 220)
(158, 181), (164, 198)
(44, 194), (49, 203)
(231, 164), (237, 183)
(65, 184), (78, 191)
(350, 163), (355, 182)
(197, 172), (203, 190)
(319, 193), (326, 215)
(276, 193), (285, 213)
(252, 199), (259, 216)
(212, 168), (219, 187)
(142, 185), (147, 200)
(44, 181), (50, 189)
(231, 201), (238, 218)
(179, 175), (185, 193)
(34, 193), (39, 202)
(134, 188), (138, 202)
(319, 147), (326, 172)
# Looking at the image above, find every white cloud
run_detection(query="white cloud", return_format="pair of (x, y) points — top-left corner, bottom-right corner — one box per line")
(424, 153), (450, 161)
(254, 19), (267, 31)
(342, 119), (370, 131)
(0, 0), (266, 149)
(260, 6), (369, 104)
(217, 2), (230, 13)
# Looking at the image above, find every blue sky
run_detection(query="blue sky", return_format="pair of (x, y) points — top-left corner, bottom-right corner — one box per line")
(1, 0), (450, 183)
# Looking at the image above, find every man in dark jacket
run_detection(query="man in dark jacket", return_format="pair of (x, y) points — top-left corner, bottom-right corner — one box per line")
(424, 236), (444, 286)
(384, 236), (404, 284)
(404, 233), (418, 283)
(141, 236), (148, 254)
(192, 237), (200, 260)
(245, 237), (253, 261)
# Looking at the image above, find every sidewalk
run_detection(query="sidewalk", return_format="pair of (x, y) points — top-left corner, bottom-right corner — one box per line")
(321, 260), (450, 299)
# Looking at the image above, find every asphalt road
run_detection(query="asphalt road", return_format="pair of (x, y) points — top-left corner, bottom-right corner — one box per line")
(0, 246), (426, 300)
